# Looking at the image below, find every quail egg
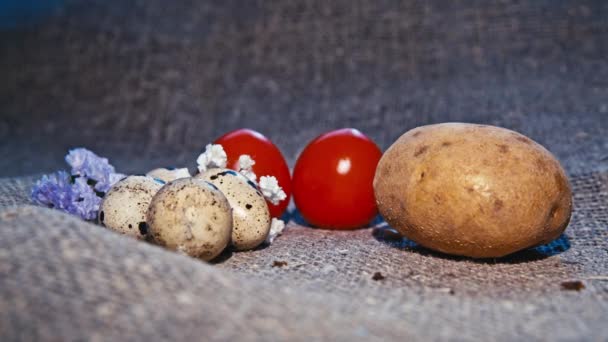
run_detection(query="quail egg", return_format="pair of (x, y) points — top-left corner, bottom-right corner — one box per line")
(98, 175), (165, 239)
(146, 177), (232, 261)
(146, 167), (191, 183)
(196, 168), (271, 251)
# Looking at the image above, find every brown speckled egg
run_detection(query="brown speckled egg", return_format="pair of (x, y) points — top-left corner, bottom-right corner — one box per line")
(146, 167), (191, 183)
(146, 177), (232, 261)
(98, 176), (165, 239)
(196, 169), (271, 251)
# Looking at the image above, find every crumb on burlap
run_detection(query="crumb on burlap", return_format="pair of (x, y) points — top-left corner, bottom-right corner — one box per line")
(272, 260), (288, 268)
(561, 280), (585, 291)
(372, 272), (386, 281)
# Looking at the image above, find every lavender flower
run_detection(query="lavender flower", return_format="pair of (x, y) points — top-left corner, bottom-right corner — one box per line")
(65, 148), (124, 193)
(31, 171), (74, 211)
(31, 172), (103, 221)
(70, 177), (103, 220)
(31, 148), (124, 220)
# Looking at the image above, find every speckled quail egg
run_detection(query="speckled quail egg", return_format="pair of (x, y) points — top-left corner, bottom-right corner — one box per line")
(196, 168), (271, 251)
(146, 177), (232, 261)
(146, 167), (191, 183)
(98, 175), (165, 239)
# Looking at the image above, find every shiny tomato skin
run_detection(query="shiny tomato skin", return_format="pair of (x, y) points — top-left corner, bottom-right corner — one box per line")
(292, 128), (382, 229)
(214, 129), (291, 218)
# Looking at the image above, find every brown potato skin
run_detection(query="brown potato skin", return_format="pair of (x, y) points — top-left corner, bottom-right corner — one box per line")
(374, 123), (572, 258)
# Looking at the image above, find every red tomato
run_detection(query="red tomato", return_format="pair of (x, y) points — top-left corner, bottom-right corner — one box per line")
(292, 128), (382, 229)
(215, 129), (291, 218)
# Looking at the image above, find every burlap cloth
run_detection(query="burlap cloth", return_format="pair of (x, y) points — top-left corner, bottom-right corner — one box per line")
(1, 1), (607, 340)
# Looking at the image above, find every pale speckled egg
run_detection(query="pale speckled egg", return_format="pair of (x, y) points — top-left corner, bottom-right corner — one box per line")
(146, 167), (191, 183)
(196, 168), (271, 251)
(146, 177), (232, 261)
(98, 175), (165, 239)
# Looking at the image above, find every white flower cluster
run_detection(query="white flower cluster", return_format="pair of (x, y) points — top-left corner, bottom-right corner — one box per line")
(195, 144), (288, 245)
(237, 154), (257, 182)
(258, 176), (287, 205)
(196, 144), (227, 173)
(265, 218), (286, 244)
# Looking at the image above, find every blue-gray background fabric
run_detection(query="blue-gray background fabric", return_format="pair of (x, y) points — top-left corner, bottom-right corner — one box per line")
(0, 0), (606, 175)
(0, 1), (607, 340)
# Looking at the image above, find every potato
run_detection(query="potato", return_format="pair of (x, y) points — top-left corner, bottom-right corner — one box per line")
(374, 123), (572, 258)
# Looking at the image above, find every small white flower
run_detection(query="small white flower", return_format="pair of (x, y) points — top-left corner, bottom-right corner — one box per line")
(196, 144), (227, 173)
(237, 154), (255, 170)
(237, 154), (257, 182)
(258, 175), (287, 205)
(265, 218), (286, 244)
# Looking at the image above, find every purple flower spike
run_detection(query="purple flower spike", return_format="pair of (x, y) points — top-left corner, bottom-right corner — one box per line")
(65, 147), (114, 178)
(65, 148), (123, 193)
(32, 148), (123, 220)
(31, 171), (74, 211)
(96, 171), (125, 193)
(31, 172), (103, 221)
(71, 177), (103, 220)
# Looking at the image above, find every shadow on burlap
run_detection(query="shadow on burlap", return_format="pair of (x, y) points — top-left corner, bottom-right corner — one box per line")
(0, 0), (607, 340)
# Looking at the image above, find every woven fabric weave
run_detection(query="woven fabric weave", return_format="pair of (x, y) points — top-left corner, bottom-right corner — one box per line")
(0, 173), (606, 341)
(0, 0), (607, 340)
